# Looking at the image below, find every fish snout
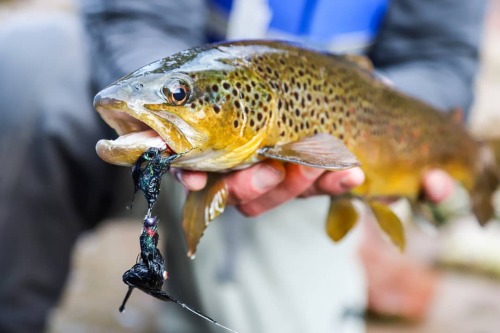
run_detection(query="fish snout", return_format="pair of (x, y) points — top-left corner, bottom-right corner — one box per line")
(93, 93), (126, 111)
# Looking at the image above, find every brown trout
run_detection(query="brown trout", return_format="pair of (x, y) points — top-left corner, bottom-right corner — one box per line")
(94, 40), (499, 257)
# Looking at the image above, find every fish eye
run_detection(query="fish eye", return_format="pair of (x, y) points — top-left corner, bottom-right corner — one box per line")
(162, 79), (191, 106)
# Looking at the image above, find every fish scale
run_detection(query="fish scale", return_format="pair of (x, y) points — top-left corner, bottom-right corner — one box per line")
(94, 40), (499, 256)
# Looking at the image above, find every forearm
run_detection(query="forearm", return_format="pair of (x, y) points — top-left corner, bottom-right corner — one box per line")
(79, 0), (207, 89)
(370, 0), (487, 115)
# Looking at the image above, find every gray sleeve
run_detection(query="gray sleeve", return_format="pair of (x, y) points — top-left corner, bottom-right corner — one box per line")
(79, 0), (207, 89)
(369, 0), (487, 115)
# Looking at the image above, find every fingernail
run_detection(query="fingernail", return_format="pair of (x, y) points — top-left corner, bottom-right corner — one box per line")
(339, 168), (365, 190)
(252, 164), (284, 191)
(299, 165), (324, 179)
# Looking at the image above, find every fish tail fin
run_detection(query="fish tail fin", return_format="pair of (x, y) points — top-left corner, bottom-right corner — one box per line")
(470, 141), (500, 225)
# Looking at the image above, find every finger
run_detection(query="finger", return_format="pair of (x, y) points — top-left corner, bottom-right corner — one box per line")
(226, 160), (285, 205)
(305, 167), (365, 197)
(173, 169), (207, 191)
(237, 164), (324, 216)
(422, 169), (455, 203)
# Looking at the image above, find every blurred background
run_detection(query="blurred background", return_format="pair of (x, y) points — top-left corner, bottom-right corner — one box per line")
(1, 0), (500, 332)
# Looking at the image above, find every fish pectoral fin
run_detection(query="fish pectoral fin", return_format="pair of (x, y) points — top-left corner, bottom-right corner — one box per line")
(326, 197), (359, 242)
(257, 134), (361, 170)
(368, 201), (406, 251)
(182, 174), (228, 259)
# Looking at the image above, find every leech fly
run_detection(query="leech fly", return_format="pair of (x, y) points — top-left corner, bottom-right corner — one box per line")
(131, 147), (177, 215)
(122, 148), (239, 333)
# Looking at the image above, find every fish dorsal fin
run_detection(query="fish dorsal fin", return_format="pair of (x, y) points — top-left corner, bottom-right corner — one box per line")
(339, 54), (374, 72)
(257, 134), (361, 170)
(448, 107), (464, 124)
(182, 174), (228, 258)
(326, 197), (359, 242)
(368, 201), (406, 251)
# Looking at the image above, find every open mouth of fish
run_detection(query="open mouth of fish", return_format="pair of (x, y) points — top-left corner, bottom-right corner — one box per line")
(94, 95), (191, 166)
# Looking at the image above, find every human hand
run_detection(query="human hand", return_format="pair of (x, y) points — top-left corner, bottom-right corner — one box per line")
(176, 165), (454, 217)
(175, 161), (365, 216)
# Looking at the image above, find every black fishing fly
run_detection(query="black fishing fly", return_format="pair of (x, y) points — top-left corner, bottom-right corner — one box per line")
(121, 148), (238, 333)
(131, 147), (178, 214)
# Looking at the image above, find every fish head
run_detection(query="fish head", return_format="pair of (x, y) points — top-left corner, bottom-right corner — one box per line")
(95, 46), (278, 170)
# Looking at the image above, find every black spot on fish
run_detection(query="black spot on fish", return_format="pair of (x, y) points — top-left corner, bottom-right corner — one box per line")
(223, 82), (230, 90)
(213, 104), (220, 113)
(234, 100), (241, 108)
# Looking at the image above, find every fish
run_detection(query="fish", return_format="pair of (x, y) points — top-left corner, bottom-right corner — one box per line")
(94, 40), (499, 257)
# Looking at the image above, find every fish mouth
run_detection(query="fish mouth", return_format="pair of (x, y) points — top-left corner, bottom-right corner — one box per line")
(94, 95), (194, 166)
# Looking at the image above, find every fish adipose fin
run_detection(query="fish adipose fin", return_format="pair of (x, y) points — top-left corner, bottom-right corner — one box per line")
(368, 201), (406, 251)
(325, 197), (359, 242)
(257, 134), (361, 170)
(182, 174), (228, 258)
